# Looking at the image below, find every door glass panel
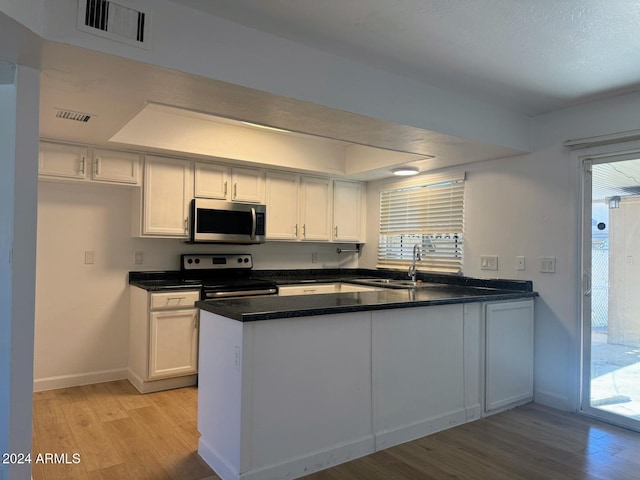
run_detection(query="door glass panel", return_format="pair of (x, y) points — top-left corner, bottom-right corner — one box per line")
(586, 159), (640, 426)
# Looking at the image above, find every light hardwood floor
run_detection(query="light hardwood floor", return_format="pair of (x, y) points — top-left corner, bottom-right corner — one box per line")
(33, 380), (640, 480)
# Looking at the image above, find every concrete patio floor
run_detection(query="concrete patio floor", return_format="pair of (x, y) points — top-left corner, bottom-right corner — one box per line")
(591, 329), (640, 420)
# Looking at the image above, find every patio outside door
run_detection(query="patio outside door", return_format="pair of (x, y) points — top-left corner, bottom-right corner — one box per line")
(582, 154), (640, 431)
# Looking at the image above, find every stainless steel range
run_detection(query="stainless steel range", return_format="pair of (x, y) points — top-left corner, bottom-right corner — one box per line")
(181, 253), (278, 299)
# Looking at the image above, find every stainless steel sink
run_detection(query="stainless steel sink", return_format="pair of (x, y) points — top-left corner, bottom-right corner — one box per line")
(349, 278), (444, 289)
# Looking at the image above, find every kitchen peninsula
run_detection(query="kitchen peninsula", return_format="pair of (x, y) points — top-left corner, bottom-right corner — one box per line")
(194, 273), (536, 480)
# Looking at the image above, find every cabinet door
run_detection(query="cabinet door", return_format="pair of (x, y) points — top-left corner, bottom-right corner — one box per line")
(300, 176), (332, 241)
(91, 148), (140, 185)
(484, 300), (534, 415)
(265, 171), (299, 240)
(149, 309), (199, 380)
(142, 156), (193, 237)
(372, 305), (466, 449)
(38, 142), (88, 180)
(194, 163), (229, 199)
(333, 180), (364, 242)
(231, 167), (264, 203)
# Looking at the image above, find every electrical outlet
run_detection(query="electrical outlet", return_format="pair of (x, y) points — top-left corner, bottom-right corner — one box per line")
(480, 255), (498, 271)
(539, 256), (556, 273)
(134, 251), (144, 265)
(517, 256), (526, 271)
(311, 252), (318, 263)
(84, 250), (95, 264)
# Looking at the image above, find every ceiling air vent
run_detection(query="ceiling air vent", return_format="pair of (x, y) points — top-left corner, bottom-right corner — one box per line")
(77, 0), (150, 49)
(55, 109), (93, 123)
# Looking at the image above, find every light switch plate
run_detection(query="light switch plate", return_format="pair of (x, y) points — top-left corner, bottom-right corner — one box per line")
(84, 250), (95, 264)
(540, 256), (556, 273)
(517, 256), (526, 271)
(480, 255), (498, 271)
(134, 251), (144, 265)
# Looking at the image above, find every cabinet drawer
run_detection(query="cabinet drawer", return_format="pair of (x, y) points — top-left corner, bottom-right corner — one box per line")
(150, 290), (200, 310)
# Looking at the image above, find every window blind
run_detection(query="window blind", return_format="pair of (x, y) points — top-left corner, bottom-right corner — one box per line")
(378, 172), (465, 273)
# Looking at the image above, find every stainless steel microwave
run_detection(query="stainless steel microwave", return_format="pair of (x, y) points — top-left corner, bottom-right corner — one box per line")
(189, 199), (266, 244)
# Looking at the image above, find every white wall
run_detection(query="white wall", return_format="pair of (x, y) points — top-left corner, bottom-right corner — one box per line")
(34, 180), (358, 390)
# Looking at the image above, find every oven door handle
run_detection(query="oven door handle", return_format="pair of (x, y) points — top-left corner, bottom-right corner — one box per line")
(250, 207), (257, 241)
(205, 288), (278, 299)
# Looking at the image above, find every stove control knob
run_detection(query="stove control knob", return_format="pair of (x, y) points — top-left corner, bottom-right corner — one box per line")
(187, 259), (193, 264)
(237, 258), (243, 263)
(195, 258), (200, 264)
(244, 258), (249, 263)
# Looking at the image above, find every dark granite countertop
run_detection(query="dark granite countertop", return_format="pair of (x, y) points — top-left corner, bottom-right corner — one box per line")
(129, 268), (533, 292)
(129, 268), (537, 321)
(195, 285), (537, 322)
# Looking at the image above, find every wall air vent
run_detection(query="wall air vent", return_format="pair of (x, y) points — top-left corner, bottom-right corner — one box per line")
(77, 0), (150, 49)
(55, 109), (93, 123)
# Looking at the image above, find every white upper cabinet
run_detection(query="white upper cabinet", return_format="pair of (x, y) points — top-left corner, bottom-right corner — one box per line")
(39, 142), (141, 186)
(265, 171), (299, 240)
(91, 148), (140, 185)
(265, 173), (365, 243)
(194, 163), (263, 203)
(194, 163), (229, 199)
(231, 167), (264, 203)
(333, 180), (365, 242)
(300, 176), (332, 241)
(134, 155), (193, 238)
(38, 141), (88, 180)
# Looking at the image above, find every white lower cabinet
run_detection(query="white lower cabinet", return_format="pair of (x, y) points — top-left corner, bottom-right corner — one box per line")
(129, 287), (199, 393)
(372, 304), (468, 450)
(149, 309), (199, 380)
(277, 283), (380, 296)
(484, 299), (534, 416)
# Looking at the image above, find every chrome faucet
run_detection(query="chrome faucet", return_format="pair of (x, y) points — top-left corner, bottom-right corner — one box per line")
(408, 243), (421, 282)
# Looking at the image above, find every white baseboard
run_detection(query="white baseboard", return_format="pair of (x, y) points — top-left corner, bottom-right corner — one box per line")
(128, 369), (197, 394)
(198, 438), (239, 480)
(465, 403), (482, 422)
(199, 435), (375, 480)
(534, 389), (574, 411)
(374, 408), (467, 451)
(33, 368), (128, 392)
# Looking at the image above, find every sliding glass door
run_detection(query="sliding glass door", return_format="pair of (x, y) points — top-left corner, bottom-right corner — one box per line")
(582, 153), (640, 430)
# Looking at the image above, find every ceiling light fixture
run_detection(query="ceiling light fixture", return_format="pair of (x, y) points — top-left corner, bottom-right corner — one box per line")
(392, 166), (420, 176)
(241, 121), (290, 133)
